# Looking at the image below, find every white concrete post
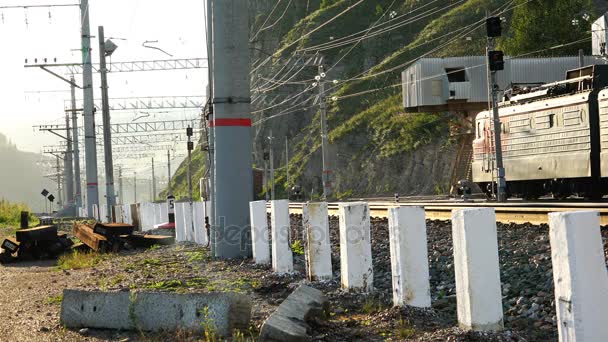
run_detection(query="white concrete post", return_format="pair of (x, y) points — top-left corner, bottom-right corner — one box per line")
(174, 203), (186, 242)
(270, 200), (293, 274)
(193, 201), (208, 245)
(338, 202), (373, 292)
(388, 206), (431, 308)
(303, 202), (333, 281)
(548, 211), (608, 341)
(250, 200), (270, 265)
(452, 208), (503, 331)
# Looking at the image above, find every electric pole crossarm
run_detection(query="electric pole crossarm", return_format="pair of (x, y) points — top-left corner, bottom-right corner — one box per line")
(37, 119), (201, 136)
(25, 58), (207, 74)
(65, 96), (206, 111)
(39, 66), (82, 88)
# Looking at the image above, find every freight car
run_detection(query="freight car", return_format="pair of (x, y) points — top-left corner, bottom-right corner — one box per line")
(472, 65), (608, 200)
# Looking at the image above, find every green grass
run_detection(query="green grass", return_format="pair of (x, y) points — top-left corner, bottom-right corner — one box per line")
(0, 199), (36, 228)
(57, 251), (103, 270)
(44, 294), (63, 305)
(186, 250), (209, 262)
(291, 240), (305, 255)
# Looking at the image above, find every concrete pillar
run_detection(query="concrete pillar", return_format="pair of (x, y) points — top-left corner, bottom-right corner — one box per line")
(270, 200), (293, 274)
(452, 208), (503, 331)
(338, 202), (373, 292)
(184, 203), (194, 242)
(250, 200), (270, 265)
(388, 206), (431, 308)
(175, 202), (186, 242)
(193, 201), (208, 245)
(302, 202), (332, 281)
(548, 211), (608, 341)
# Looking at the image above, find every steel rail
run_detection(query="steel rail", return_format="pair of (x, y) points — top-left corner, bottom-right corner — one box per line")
(283, 202), (608, 225)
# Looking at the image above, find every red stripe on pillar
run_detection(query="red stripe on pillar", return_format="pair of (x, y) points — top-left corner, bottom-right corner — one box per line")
(210, 118), (252, 127)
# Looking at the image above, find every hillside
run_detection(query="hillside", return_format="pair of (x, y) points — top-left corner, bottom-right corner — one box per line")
(167, 0), (599, 201)
(0, 133), (53, 212)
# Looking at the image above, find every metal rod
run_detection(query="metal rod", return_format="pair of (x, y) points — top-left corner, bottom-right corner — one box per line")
(64, 106), (74, 213)
(134, 171), (137, 203)
(99, 26), (116, 222)
(151, 157), (156, 201)
(167, 150), (172, 195)
(268, 130), (275, 200)
(487, 38), (506, 202)
(118, 166), (123, 205)
(285, 136), (289, 199)
(319, 65), (332, 200)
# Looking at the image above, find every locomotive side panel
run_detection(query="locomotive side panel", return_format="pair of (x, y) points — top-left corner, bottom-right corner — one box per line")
(473, 93), (593, 183)
(598, 89), (608, 177)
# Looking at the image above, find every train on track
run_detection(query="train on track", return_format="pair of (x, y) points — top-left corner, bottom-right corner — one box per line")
(473, 64), (608, 200)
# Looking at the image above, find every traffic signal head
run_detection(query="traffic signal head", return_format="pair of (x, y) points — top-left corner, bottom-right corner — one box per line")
(486, 17), (502, 37)
(489, 50), (505, 71)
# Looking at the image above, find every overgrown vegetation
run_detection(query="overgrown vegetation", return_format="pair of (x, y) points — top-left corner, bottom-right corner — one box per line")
(0, 199), (35, 228)
(57, 251), (103, 270)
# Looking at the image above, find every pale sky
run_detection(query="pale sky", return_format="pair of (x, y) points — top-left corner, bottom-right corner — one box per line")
(0, 0), (208, 177)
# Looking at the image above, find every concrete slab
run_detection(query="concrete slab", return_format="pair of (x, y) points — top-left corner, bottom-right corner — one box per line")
(60, 290), (252, 336)
(548, 211), (608, 341)
(259, 285), (329, 342)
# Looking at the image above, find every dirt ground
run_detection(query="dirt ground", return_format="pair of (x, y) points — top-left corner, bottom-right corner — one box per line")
(0, 216), (604, 341)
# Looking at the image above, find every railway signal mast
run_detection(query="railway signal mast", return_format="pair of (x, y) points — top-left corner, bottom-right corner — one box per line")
(486, 17), (507, 202)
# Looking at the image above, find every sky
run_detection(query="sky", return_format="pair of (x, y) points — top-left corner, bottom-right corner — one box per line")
(0, 0), (208, 178)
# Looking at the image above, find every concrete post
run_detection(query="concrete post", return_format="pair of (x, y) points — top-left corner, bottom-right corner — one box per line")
(388, 206), (431, 308)
(211, 0), (253, 259)
(452, 208), (503, 331)
(548, 211), (608, 341)
(64, 111), (74, 212)
(99, 26), (116, 223)
(80, 0), (100, 217)
(270, 200), (293, 274)
(338, 202), (373, 292)
(70, 77), (82, 209)
(250, 200), (270, 265)
(302, 202), (332, 281)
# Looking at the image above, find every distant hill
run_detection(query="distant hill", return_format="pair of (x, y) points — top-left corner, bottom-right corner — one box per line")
(0, 133), (53, 212)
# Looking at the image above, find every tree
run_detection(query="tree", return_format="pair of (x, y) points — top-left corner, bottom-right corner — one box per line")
(500, 0), (595, 56)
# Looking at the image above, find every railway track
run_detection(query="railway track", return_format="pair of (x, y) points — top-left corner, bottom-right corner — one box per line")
(287, 201), (608, 225)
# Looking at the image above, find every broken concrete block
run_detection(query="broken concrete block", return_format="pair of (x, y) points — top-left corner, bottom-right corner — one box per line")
(259, 285), (329, 342)
(60, 290), (251, 336)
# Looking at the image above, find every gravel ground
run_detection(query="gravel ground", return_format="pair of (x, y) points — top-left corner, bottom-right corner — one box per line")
(0, 216), (605, 341)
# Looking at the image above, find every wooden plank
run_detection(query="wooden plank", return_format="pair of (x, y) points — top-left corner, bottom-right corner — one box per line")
(1, 237), (20, 254)
(73, 223), (108, 252)
(15, 225), (58, 242)
(127, 234), (175, 248)
(93, 223), (134, 237)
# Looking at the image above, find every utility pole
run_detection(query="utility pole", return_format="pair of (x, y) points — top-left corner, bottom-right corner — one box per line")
(318, 65), (332, 200)
(263, 150), (269, 201)
(211, 0), (253, 258)
(64, 109), (74, 212)
(133, 171), (137, 203)
(118, 166), (123, 205)
(268, 130), (275, 200)
(206, 0), (216, 257)
(70, 77), (82, 209)
(285, 136), (289, 199)
(56, 156), (62, 210)
(486, 17), (506, 202)
(167, 150), (172, 195)
(151, 158), (156, 201)
(99, 26), (117, 222)
(80, 0), (100, 217)
(187, 126), (194, 202)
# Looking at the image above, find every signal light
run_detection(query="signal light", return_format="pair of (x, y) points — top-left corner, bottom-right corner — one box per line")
(489, 50), (504, 71)
(486, 17), (502, 37)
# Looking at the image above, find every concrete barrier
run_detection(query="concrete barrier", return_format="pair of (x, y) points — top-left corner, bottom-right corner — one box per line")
(193, 201), (208, 245)
(184, 203), (194, 242)
(60, 289), (251, 336)
(250, 200), (270, 265)
(303, 202), (332, 281)
(452, 208), (503, 332)
(338, 202), (373, 292)
(548, 211), (608, 341)
(271, 200), (293, 274)
(388, 206), (431, 308)
(175, 202), (186, 242)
